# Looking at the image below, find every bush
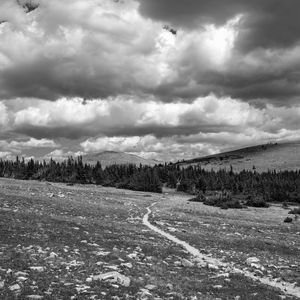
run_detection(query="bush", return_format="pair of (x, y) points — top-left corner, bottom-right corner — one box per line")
(284, 217), (293, 223)
(188, 192), (206, 202)
(203, 191), (243, 209)
(246, 196), (269, 208)
(288, 208), (300, 215)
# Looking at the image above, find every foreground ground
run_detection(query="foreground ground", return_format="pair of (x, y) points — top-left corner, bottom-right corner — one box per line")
(0, 178), (299, 299)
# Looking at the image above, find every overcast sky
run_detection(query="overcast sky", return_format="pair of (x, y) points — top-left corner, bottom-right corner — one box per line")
(1, 0), (300, 162)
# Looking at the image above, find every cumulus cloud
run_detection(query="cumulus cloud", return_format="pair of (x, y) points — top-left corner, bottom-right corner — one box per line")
(0, 0), (299, 103)
(0, 0), (166, 100)
(80, 134), (220, 161)
(137, 0), (300, 52)
(44, 149), (85, 161)
(0, 138), (59, 155)
(7, 96), (270, 140)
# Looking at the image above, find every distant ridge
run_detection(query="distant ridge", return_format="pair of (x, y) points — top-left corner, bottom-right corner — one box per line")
(82, 151), (159, 167)
(178, 141), (300, 172)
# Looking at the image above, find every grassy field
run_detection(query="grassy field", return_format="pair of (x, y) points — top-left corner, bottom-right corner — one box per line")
(0, 178), (300, 299)
(180, 142), (300, 172)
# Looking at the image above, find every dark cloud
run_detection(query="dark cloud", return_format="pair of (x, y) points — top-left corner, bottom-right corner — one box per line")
(137, 0), (300, 52)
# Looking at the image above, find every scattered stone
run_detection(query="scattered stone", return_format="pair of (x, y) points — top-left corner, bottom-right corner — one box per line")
(15, 271), (29, 277)
(92, 272), (130, 287)
(213, 285), (223, 289)
(9, 283), (21, 292)
(95, 251), (110, 256)
(246, 257), (260, 264)
(121, 262), (133, 268)
(181, 258), (194, 267)
(207, 263), (219, 270)
(26, 295), (44, 300)
(145, 284), (157, 290)
(29, 266), (45, 272)
(17, 276), (28, 282)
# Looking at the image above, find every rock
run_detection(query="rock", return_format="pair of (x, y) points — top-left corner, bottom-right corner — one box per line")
(127, 252), (139, 260)
(234, 296), (241, 300)
(207, 264), (219, 270)
(17, 276), (28, 282)
(92, 272), (130, 287)
(166, 283), (173, 290)
(49, 252), (58, 259)
(121, 262), (133, 268)
(181, 258), (194, 267)
(139, 288), (152, 298)
(213, 285), (223, 289)
(145, 284), (157, 290)
(9, 283), (21, 292)
(246, 257), (260, 264)
(26, 296), (44, 300)
(0, 281), (4, 289)
(29, 266), (45, 272)
(15, 271), (28, 277)
(95, 251), (110, 256)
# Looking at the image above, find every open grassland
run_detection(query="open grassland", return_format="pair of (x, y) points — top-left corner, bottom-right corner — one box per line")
(180, 142), (300, 172)
(0, 178), (299, 299)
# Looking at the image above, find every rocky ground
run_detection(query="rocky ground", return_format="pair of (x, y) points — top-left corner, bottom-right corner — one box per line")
(0, 178), (299, 299)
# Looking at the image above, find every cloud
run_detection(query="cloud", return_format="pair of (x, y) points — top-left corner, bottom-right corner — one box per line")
(0, 138), (59, 155)
(0, 0), (166, 100)
(137, 0), (300, 52)
(0, 102), (9, 129)
(0, 0), (300, 161)
(7, 95), (269, 140)
(44, 149), (85, 161)
(80, 134), (220, 161)
(0, 151), (13, 160)
(0, 95), (300, 161)
(1, 0), (300, 103)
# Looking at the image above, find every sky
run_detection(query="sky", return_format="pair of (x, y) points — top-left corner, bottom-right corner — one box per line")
(0, 0), (300, 162)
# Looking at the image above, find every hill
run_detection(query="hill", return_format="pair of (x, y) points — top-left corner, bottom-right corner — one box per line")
(82, 151), (159, 167)
(178, 141), (300, 172)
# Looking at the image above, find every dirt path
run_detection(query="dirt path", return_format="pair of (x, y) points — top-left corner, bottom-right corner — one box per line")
(142, 203), (300, 299)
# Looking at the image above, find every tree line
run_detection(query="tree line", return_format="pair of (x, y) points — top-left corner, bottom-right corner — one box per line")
(0, 156), (300, 203)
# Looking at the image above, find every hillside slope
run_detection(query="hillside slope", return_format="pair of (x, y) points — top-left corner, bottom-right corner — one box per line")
(179, 142), (300, 172)
(82, 151), (159, 167)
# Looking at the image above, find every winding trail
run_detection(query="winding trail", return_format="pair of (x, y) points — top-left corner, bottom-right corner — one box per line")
(142, 203), (300, 299)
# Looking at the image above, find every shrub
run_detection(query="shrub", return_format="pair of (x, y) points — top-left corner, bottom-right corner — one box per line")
(220, 199), (243, 209)
(288, 208), (300, 215)
(203, 191), (243, 209)
(188, 192), (206, 202)
(284, 217), (293, 223)
(246, 196), (269, 208)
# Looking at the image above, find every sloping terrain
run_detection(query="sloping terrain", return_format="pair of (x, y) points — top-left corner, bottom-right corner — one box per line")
(82, 151), (159, 167)
(0, 178), (300, 299)
(179, 142), (300, 172)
